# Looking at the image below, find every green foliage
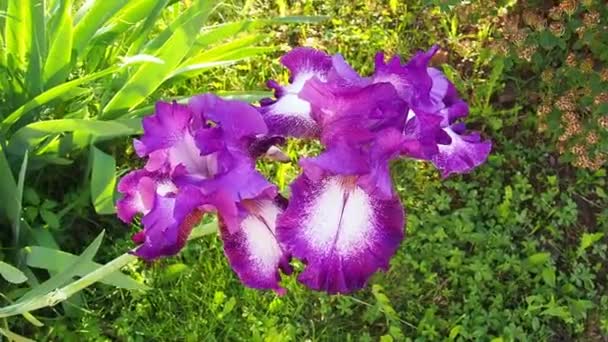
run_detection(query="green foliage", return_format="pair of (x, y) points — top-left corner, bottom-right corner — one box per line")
(495, 0), (608, 170)
(0, 0), (313, 338)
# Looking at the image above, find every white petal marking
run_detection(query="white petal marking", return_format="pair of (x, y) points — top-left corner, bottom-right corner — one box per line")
(305, 178), (374, 258)
(169, 132), (218, 178)
(438, 127), (464, 155)
(243, 200), (283, 270)
(156, 180), (177, 196)
(270, 94), (312, 119)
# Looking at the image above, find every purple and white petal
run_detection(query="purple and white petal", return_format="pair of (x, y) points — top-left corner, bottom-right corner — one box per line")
(277, 175), (404, 294)
(261, 48), (333, 138)
(135, 186), (206, 260)
(134, 101), (194, 157)
(221, 198), (291, 294)
(116, 170), (170, 223)
(431, 126), (492, 178)
(134, 101), (224, 180)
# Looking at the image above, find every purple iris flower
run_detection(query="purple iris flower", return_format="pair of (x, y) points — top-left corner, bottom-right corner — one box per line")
(372, 46), (492, 177)
(116, 46), (491, 294)
(116, 97), (290, 293)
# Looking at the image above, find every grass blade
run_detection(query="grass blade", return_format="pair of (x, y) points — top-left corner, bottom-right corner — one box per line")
(72, 1), (126, 57)
(188, 220), (218, 240)
(125, 0), (170, 55)
(26, 246), (148, 290)
(0, 145), (18, 224)
(0, 261), (28, 284)
(9, 118), (140, 153)
(0, 54), (165, 132)
(25, 0), (44, 96)
(90, 147), (116, 215)
(269, 15), (329, 24)
(168, 46), (275, 80)
(180, 34), (269, 66)
(14, 150), (28, 246)
(184, 20), (266, 59)
(4, 0), (32, 72)
(1, 65), (121, 132)
(0, 252), (135, 318)
(166, 60), (238, 80)
(14, 231), (104, 303)
(102, 1), (213, 118)
(0, 231), (106, 317)
(43, 0), (73, 88)
(94, 0), (163, 39)
(0, 327), (35, 342)
(216, 90), (273, 102)
(141, 0), (210, 55)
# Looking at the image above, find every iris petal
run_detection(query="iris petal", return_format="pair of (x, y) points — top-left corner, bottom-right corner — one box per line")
(373, 46), (491, 174)
(431, 127), (493, 178)
(260, 48), (333, 138)
(135, 186), (206, 260)
(189, 93), (268, 140)
(277, 174), (404, 294)
(116, 170), (157, 223)
(221, 198), (291, 294)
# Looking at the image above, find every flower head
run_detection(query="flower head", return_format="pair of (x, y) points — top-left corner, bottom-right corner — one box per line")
(117, 46), (491, 294)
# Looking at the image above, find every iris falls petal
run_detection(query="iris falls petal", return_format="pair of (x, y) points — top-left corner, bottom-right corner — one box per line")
(221, 198), (292, 294)
(277, 175), (404, 293)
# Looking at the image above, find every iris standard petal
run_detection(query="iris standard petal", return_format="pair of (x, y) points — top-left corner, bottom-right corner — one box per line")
(189, 93), (268, 140)
(298, 78), (407, 145)
(134, 101), (224, 180)
(134, 101), (195, 157)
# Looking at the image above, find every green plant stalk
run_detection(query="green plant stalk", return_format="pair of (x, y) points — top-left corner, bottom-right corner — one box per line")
(0, 253), (136, 318)
(0, 221), (217, 318)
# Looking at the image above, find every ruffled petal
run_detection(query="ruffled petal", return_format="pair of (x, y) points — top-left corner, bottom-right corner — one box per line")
(191, 150), (277, 203)
(116, 170), (168, 223)
(189, 93), (268, 140)
(220, 198), (291, 294)
(260, 48), (333, 138)
(134, 101), (223, 180)
(327, 54), (370, 87)
(298, 78), (407, 145)
(431, 126), (492, 178)
(135, 186), (206, 260)
(372, 46), (438, 105)
(277, 175), (404, 294)
(399, 110), (446, 160)
(134, 101), (194, 157)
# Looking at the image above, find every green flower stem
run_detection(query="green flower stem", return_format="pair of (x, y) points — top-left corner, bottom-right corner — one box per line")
(0, 253), (136, 318)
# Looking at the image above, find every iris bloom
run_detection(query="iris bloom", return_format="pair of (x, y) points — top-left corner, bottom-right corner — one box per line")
(117, 46), (491, 294)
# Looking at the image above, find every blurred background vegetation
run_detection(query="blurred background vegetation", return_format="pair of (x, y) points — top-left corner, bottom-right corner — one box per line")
(1, 0), (607, 340)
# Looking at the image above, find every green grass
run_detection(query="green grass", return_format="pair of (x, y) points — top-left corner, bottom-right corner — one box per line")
(4, 0), (608, 341)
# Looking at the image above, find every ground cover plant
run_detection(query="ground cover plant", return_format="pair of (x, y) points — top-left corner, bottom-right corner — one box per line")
(1, 0), (607, 341)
